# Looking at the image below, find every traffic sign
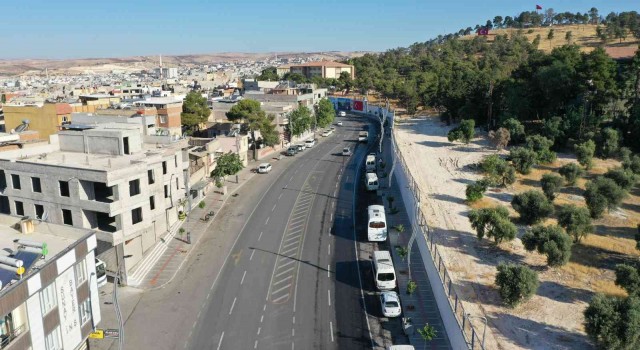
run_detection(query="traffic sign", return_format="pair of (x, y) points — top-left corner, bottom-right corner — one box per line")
(89, 329), (104, 339)
(104, 329), (120, 339)
(16, 266), (25, 276)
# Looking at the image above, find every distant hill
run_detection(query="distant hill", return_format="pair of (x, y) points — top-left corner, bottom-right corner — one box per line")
(0, 51), (372, 77)
(463, 24), (639, 54)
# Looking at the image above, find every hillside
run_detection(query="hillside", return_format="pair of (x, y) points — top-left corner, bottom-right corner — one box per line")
(463, 24), (639, 54)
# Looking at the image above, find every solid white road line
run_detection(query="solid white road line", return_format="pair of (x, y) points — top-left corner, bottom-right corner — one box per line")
(275, 267), (295, 277)
(229, 297), (237, 315)
(241, 270), (247, 285)
(272, 284), (292, 295)
(272, 293), (289, 303)
(273, 275), (293, 285)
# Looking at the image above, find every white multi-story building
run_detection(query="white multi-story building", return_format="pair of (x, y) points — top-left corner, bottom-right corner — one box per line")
(0, 214), (101, 350)
(0, 116), (189, 284)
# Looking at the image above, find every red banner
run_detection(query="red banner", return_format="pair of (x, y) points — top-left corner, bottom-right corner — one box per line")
(536, 4), (542, 10)
(353, 100), (364, 111)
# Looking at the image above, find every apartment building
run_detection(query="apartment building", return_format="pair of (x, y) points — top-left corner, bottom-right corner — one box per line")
(0, 214), (101, 350)
(133, 97), (184, 136)
(0, 119), (189, 284)
(2, 103), (73, 140)
(277, 61), (355, 80)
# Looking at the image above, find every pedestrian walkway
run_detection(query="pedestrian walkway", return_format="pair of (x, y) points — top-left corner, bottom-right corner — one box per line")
(377, 121), (452, 349)
(127, 164), (257, 289)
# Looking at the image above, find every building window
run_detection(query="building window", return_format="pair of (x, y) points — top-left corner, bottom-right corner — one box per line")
(148, 170), (155, 184)
(11, 174), (20, 190)
(162, 161), (167, 175)
(131, 207), (143, 225)
(35, 204), (44, 219)
(159, 116), (167, 124)
(164, 185), (169, 198)
(129, 179), (140, 197)
(75, 262), (87, 285)
(31, 177), (42, 193)
(15, 201), (24, 216)
(61, 209), (73, 226)
(40, 283), (57, 315)
(149, 196), (155, 210)
(59, 181), (70, 197)
(176, 177), (179, 189)
(45, 326), (62, 350)
(174, 155), (178, 167)
(79, 298), (91, 325)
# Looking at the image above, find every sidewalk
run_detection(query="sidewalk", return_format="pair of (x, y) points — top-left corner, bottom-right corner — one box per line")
(378, 124), (452, 349)
(127, 163), (258, 289)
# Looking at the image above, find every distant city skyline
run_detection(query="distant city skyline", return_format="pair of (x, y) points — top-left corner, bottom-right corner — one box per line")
(2, 0), (638, 59)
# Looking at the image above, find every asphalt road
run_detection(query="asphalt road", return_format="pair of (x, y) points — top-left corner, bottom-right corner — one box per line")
(187, 116), (375, 350)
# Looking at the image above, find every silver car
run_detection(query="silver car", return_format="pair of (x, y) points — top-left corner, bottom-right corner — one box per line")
(380, 291), (401, 318)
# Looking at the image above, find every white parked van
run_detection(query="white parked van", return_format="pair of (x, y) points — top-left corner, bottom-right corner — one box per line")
(367, 205), (387, 241)
(372, 250), (396, 290)
(365, 172), (379, 191)
(388, 346), (415, 350)
(365, 154), (376, 172)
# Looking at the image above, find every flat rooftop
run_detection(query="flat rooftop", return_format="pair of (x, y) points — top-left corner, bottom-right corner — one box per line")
(0, 214), (93, 291)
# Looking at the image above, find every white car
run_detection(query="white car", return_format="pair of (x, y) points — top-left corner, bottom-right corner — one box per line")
(342, 147), (352, 156)
(380, 291), (401, 318)
(337, 121), (343, 126)
(322, 130), (331, 137)
(304, 139), (316, 148)
(257, 163), (272, 173)
(339, 111), (346, 117)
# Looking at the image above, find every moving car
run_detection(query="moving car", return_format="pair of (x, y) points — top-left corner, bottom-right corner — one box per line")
(365, 172), (379, 191)
(287, 146), (298, 156)
(342, 147), (352, 156)
(380, 291), (402, 317)
(337, 121), (343, 126)
(366, 154), (376, 172)
(358, 131), (369, 142)
(258, 163), (272, 173)
(322, 130), (331, 137)
(339, 111), (346, 117)
(304, 139), (316, 148)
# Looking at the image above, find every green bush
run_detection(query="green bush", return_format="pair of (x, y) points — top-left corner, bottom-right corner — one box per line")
(526, 135), (556, 164)
(557, 204), (593, 242)
(501, 118), (526, 144)
(559, 163), (583, 186)
(495, 263), (539, 307)
(522, 225), (573, 266)
(597, 127), (620, 159)
(584, 294), (640, 350)
(198, 201), (206, 209)
(447, 119), (475, 144)
(575, 140), (596, 169)
(510, 147), (538, 174)
(623, 154), (640, 174)
(468, 206), (517, 243)
(584, 177), (627, 218)
(540, 173), (564, 200)
(466, 180), (488, 202)
(614, 264), (640, 295)
(603, 167), (637, 191)
(511, 190), (554, 224)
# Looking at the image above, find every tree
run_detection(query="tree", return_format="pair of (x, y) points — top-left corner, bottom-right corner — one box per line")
(623, 155), (640, 174)
(547, 29), (555, 48)
(257, 66), (278, 81)
(181, 91), (210, 131)
(260, 114), (280, 147)
(597, 128), (620, 158)
(584, 294), (640, 350)
(559, 163), (584, 186)
(584, 177), (627, 218)
(526, 135), (556, 164)
(501, 118), (525, 144)
(615, 264), (640, 295)
(466, 180), (488, 202)
(575, 140), (596, 169)
(447, 119), (475, 144)
(510, 147), (538, 174)
(557, 205), (593, 242)
(468, 206), (517, 243)
(337, 71), (353, 94)
(210, 152), (244, 181)
(315, 98), (335, 128)
(417, 323), (437, 350)
(522, 225), (573, 266)
(588, 7), (600, 25)
(604, 167), (637, 191)
(488, 127), (510, 150)
(282, 72), (307, 83)
(541, 173), (564, 200)
(288, 106), (312, 138)
(511, 190), (554, 224)
(226, 99), (277, 158)
(480, 155), (515, 186)
(565, 31), (573, 44)
(493, 16), (503, 29)
(495, 263), (539, 307)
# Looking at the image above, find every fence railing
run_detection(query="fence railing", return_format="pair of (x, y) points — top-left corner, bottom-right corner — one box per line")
(358, 105), (486, 350)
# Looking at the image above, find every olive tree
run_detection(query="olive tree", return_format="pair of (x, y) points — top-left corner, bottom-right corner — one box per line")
(540, 173), (564, 200)
(575, 140), (596, 169)
(511, 190), (554, 225)
(495, 263), (539, 307)
(584, 294), (640, 350)
(559, 163), (584, 186)
(468, 206), (517, 244)
(584, 177), (627, 218)
(557, 205), (593, 242)
(447, 119), (475, 144)
(510, 147), (538, 174)
(521, 225), (573, 266)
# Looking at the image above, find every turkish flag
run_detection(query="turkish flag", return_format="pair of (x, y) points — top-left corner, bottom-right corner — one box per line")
(536, 4), (542, 10)
(477, 27), (489, 36)
(353, 100), (363, 111)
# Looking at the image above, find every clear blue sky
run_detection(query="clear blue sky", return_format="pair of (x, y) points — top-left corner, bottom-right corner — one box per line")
(2, 0), (638, 59)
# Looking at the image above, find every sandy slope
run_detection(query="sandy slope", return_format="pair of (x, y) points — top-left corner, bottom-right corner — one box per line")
(395, 116), (592, 350)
